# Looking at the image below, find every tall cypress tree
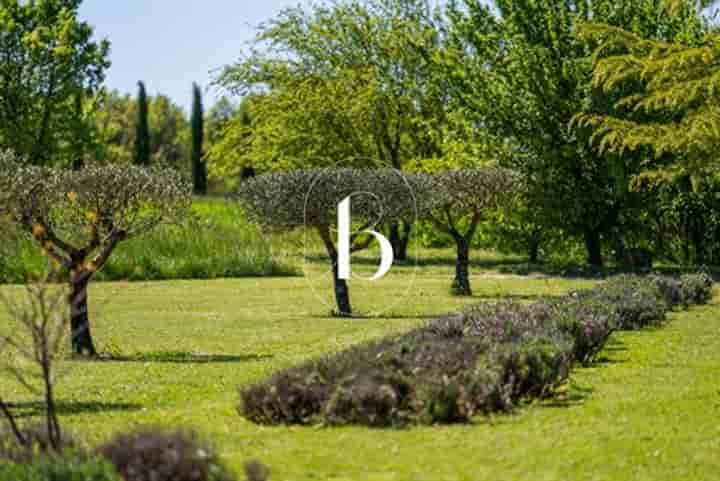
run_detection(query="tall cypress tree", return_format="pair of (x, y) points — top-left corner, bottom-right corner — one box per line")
(191, 82), (208, 195)
(134, 81), (151, 166)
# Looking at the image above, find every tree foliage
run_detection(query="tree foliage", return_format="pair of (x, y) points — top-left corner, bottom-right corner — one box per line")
(446, 0), (709, 265)
(0, 0), (110, 166)
(238, 168), (427, 315)
(212, 0), (480, 175)
(576, 5), (716, 172)
(90, 89), (190, 168)
(134, 81), (151, 166)
(191, 83), (208, 195)
(427, 168), (521, 295)
(0, 150), (192, 355)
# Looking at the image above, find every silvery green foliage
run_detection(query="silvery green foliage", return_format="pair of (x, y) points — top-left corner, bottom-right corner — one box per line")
(430, 168), (523, 223)
(0, 150), (191, 263)
(237, 168), (430, 230)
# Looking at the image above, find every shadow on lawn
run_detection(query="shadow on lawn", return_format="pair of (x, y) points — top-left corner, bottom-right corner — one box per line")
(102, 351), (273, 364)
(541, 383), (596, 409)
(8, 401), (141, 418)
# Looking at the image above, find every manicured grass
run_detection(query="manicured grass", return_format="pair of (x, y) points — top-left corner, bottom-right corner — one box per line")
(0, 259), (718, 480)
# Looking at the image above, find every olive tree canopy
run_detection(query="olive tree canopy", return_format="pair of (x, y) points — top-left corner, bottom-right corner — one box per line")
(0, 150), (192, 355)
(238, 168), (430, 315)
(427, 168), (522, 295)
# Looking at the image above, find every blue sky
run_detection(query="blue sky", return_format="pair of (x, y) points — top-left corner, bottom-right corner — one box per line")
(79, 0), (313, 114)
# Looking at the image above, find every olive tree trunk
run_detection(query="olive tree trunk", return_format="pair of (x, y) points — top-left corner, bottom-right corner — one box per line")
(68, 275), (97, 356)
(452, 237), (472, 296)
(388, 221), (411, 262)
(584, 228), (603, 267)
(318, 227), (352, 316)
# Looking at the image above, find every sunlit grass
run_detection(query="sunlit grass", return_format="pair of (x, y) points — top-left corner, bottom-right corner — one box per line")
(1, 262), (717, 480)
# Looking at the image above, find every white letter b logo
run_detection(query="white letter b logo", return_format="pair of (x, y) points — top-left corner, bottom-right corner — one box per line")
(337, 196), (394, 281)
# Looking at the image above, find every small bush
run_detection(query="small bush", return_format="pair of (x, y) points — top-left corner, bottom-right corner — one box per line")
(96, 428), (234, 481)
(490, 334), (573, 401)
(418, 379), (469, 424)
(574, 275), (667, 330)
(649, 275), (684, 308)
(323, 372), (413, 427)
(239, 371), (328, 425)
(679, 273), (714, 305)
(0, 454), (121, 481)
(552, 299), (615, 365)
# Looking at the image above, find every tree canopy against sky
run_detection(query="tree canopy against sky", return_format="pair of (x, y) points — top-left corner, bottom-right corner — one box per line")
(0, 0), (110, 167)
(446, 0), (709, 266)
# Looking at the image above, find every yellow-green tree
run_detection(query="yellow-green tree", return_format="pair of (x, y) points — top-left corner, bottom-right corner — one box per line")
(0, 0), (110, 166)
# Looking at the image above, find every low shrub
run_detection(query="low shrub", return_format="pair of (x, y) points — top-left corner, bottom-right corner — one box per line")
(0, 454), (121, 481)
(489, 334), (574, 401)
(323, 372), (413, 427)
(649, 275), (684, 308)
(679, 273), (714, 305)
(237, 274), (713, 427)
(551, 299), (616, 365)
(96, 428), (234, 481)
(573, 275), (667, 330)
(240, 370), (328, 425)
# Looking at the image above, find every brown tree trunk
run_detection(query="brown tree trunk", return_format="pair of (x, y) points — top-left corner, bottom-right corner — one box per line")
(69, 277), (97, 356)
(330, 254), (352, 316)
(452, 237), (472, 296)
(528, 229), (541, 264)
(388, 221), (411, 262)
(318, 227), (352, 316)
(584, 228), (603, 267)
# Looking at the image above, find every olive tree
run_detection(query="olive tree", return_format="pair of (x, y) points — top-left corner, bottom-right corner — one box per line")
(238, 168), (425, 316)
(0, 151), (191, 356)
(427, 168), (521, 296)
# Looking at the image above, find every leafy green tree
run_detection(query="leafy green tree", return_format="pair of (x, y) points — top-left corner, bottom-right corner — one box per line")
(577, 2), (715, 171)
(92, 89), (190, 168)
(206, 96), (252, 187)
(134, 81), (151, 166)
(191, 83), (207, 195)
(0, 0), (110, 166)
(214, 0), (470, 260)
(447, 0), (707, 266)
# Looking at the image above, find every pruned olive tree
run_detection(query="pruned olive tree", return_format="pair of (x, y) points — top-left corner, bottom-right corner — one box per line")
(427, 168), (522, 296)
(238, 168), (426, 316)
(0, 151), (191, 356)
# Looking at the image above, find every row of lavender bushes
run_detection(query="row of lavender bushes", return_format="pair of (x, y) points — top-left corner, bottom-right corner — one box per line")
(239, 274), (713, 427)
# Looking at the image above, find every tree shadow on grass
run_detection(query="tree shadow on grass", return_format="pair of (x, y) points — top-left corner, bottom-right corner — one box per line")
(100, 351), (273, 364)
(539, 383), (595, 409)
(8, 401), (142, 419)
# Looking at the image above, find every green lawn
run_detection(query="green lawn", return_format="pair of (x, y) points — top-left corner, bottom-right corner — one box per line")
(1, 258), (719, 480)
